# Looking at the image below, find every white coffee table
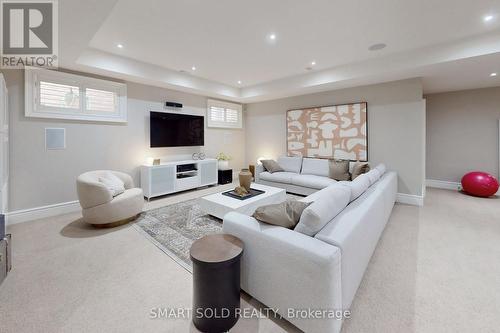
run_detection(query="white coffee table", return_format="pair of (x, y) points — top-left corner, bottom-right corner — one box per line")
(199, 183), (286, 219)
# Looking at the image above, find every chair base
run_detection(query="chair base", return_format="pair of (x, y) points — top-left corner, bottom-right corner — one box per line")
(91, 214), (140, 229)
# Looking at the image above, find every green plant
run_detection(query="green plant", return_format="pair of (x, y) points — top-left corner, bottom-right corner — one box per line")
(216, 152), (231, 161)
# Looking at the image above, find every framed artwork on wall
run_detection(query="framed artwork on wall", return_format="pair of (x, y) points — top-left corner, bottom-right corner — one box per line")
(287, 102), (368, 161)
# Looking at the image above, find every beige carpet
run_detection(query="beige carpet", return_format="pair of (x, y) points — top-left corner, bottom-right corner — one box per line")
(1, 187), (499, 332)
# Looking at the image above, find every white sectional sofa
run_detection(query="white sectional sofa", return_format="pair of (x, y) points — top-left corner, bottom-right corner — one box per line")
(223, 163), (397, 333)
(255, 156), (357, 195)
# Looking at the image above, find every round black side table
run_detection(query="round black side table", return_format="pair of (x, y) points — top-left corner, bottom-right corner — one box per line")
(190, 234), (244, 333)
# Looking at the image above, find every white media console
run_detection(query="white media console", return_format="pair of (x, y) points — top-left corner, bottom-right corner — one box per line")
(141, 159), (218, 200)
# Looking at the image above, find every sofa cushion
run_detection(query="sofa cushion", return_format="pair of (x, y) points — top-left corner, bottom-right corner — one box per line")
(261, 159), (284, 173)
(292, 174), (336, 189)
(351, 161), (370, 180)
(259, 171), (296, 184)
(253, 199), (310, 229)
(301, 158), (329, 177)
(294, 184), (351, 236)
(366, 169), (381, 185)
(340, 173), (371, 202)
(329, 159), (351, 181)
(298, 185), (333, 204)
(375, 163), (386, 175)
(277, 156), (302, 173)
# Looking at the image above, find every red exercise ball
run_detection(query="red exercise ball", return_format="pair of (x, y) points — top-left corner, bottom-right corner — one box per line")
(461, 171), (499, 197)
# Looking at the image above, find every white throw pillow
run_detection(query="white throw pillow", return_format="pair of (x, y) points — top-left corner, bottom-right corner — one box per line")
(366, 169), (381, 186)
(375, 163), (386, 176)
(294, 184), (351, 236)
(344, 173), (371, 202)
(277, 156), (303, 174)
(99, 172), (125, 197)
(301, 158), (329, 177)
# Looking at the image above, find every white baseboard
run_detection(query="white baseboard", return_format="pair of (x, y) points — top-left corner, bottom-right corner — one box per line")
(426, 178), (500, 196)
(426, 179), (461, 191)
(396, 193), (424, 206)
(6, 200), (81, 226)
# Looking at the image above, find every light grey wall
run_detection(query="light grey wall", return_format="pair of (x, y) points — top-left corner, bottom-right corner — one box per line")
(426, 87), (500, 182)
(245, 78), (426, 196)
(1, 69), (245, 211)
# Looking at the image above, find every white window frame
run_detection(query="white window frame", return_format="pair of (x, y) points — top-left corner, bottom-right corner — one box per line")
(25, 66), (127, 123)
(207, 99), (243, 129)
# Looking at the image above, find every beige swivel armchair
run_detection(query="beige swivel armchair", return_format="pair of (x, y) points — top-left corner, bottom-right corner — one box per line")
(76, 170), (144, 227)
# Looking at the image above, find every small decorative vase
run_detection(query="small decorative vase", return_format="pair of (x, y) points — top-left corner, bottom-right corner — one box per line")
(218, 160), (229, 170)
(239, 169), (252, 191)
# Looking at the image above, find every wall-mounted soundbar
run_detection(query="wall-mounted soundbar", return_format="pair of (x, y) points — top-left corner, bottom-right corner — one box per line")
(166, 101), (183, 108)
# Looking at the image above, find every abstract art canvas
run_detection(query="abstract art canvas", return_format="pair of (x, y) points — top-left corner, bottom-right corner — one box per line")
(287, 102), (368, 161)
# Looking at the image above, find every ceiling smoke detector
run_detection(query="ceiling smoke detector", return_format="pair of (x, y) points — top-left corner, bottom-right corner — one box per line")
(368, 43), (387, 51)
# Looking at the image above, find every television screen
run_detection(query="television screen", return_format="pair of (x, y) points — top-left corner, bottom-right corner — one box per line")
(150, 111), (204, 147)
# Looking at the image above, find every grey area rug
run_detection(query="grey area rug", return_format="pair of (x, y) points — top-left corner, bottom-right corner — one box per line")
(133, 199), (222, 272)
(134, 194), (301, 273)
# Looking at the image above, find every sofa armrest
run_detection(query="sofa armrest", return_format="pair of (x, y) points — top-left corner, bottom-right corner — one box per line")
(76, 179), (113, 209)
(254, 164), (264, 182)
(222, 212), (343, 333)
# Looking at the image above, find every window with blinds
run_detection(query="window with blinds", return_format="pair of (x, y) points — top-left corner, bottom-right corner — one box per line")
(25, 67), (127, 122)
(85, 88), (116, 113)
(39, 81), (80, 109)
(207, 99), (242, 129)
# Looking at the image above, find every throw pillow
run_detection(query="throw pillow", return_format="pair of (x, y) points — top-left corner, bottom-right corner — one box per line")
(351, 161), (370, 180)
(261, 159), (284, 173)
(328, 159), (350, 181)
(99, 172), (125, 197)
(294, 184), (351, 236)
(277, 156), (302, 173)
(253, 199), (310, 229)
(301, 158), (329, 177)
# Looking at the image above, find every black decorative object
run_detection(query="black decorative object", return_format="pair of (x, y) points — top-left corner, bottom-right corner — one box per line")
(218, 169), (232, 185)
(0, 215), (4, 239)
(222, 187), (265, 200)
(190, 234), (243, 332)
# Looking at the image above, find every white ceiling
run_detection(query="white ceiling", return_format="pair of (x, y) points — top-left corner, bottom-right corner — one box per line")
(59, 0), (500, 102)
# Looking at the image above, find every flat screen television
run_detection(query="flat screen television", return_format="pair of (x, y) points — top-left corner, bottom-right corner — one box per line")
(150, 111), (204, 147)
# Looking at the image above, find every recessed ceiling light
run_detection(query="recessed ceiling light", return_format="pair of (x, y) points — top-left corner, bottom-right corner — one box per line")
(311, 61), (316, 66)
(484, 15), (494, 22)
(117, 44), (123, 48)
(267, 33), (278, 43)
(237, 80), (242, 85)
(368, 43), (387, 51)
(490, 72), (498, 77)
(191, 66), (196, 71)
